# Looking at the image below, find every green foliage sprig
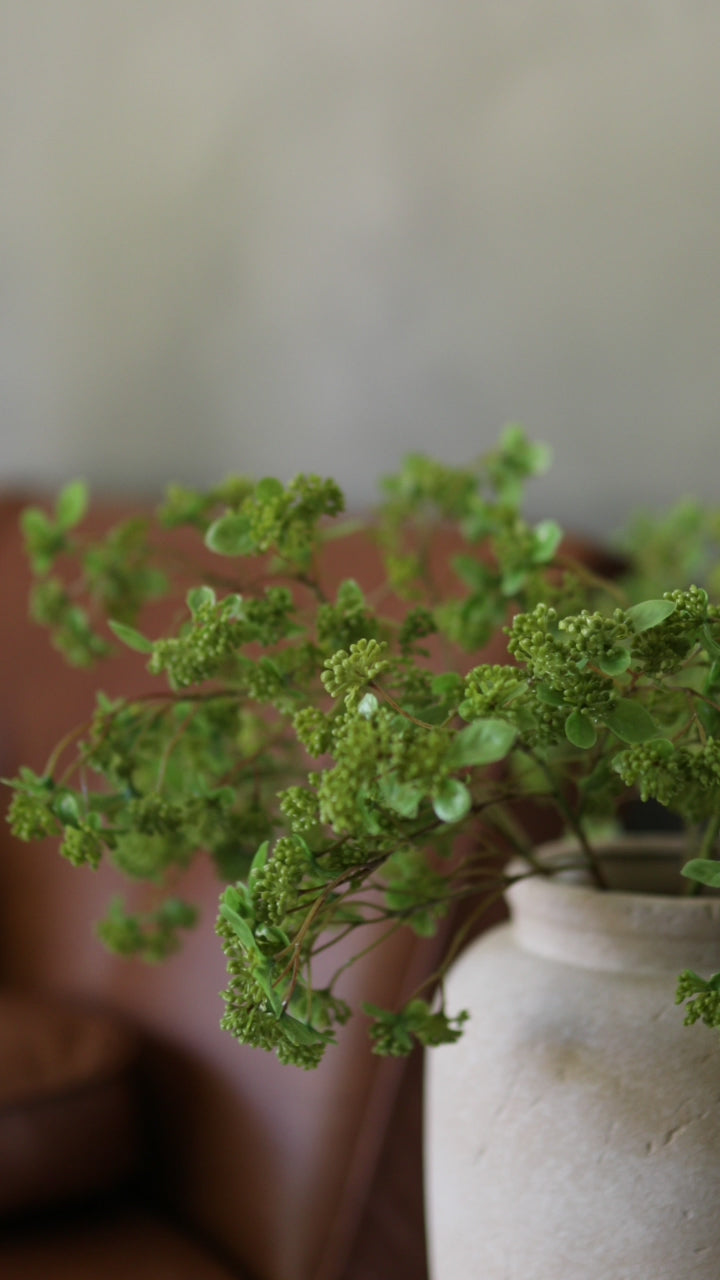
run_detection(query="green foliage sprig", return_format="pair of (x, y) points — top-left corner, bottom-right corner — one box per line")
(7, 429), (720, 1066)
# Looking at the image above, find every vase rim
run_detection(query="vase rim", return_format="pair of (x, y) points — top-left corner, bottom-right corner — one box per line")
(506, 834), (720, 973)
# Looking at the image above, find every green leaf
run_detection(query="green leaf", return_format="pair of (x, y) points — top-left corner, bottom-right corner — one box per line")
(598, 647), (632, 676)
(564, 710), (597, 749)
(431, 673), (464, 700)
(205, 513), (255, 556)
(249, 840), (270, 876)
(500, 567), (527, 596)
(223, 884), (249, 913)
(223, 593), (245, 619)
(604, 698), (659, 744)
(254, 477), (284, 502)
(253, 959), (284, 1016)
(531, 519), (563, 564)
(55, 480), (88, 530)
(681, 859), (720, 889)
(107, 620), (154, 653)
(20, 507), (65, 572)
(279, 1013), (327, 1046)
(54, 791), (81, 825)
(626, 599), (676, 633)
(186, 585), (216, 614)
(452, 555), (493, 591)
(535, 683), (566, 707)
(447, 719), (517, 768)
(432, 778), (472, 824)
(379, 776), (424, 819)
(158, 898), (198, 928)
(20, 507), (53, 538)
(219, 902), (258, 952)
(701, 625), (720, 659)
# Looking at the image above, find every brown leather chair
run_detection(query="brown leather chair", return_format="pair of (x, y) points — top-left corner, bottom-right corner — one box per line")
(0, 493), (618, 1279)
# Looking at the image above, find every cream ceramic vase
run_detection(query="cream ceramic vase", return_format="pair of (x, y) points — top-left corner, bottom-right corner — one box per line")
(425, 837), (720, 1280)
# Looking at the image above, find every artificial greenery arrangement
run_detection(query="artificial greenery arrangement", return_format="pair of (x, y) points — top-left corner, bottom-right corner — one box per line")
(6, 427), (720, 1067)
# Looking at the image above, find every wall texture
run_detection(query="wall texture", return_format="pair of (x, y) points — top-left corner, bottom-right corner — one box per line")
(2, 3), (720, 534)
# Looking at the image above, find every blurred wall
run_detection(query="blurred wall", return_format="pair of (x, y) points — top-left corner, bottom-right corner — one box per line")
(2, 3), (720, 535)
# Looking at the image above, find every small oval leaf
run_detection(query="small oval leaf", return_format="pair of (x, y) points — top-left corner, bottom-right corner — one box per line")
(55, 480), (89, 530)
(531, 519), (563, 565)
(187, 585), (216, 614)
(219, 903), (258, 952)
(205, 513), (255, 556)
(598, 647), (632, 677)
(432, 778), (472, 824)
(626, 599), (676, 633)
(564, 710), (597, 750)
(379, 776), (424, 819)
(254, 477), (285, 502)
(681, 859), (720, 889)
(447, 719), (517, 768)
(107, 620), (154, 653)
(603, 698), (659, 744)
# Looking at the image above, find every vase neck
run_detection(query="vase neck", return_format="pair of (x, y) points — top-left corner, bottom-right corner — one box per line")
(507, 840), (720, 975)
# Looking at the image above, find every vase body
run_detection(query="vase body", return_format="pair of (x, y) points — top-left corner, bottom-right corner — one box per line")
(425, 838), (720, 1280)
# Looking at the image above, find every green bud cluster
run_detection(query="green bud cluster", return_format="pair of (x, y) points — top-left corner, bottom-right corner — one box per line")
(250, 837), (310, 925)
(614, 739), (720, 820)
(321, 638), (390, 709)
(676, 970), (720, 1029)
(129, 793), (185, 836)
(293, 706), (334, 757)
(632, 587), (718, 674)
(390, 726), (451, 787)
(241, 587), (297, 645)
(60, 823), (103, 870)
(278, 786), (320, 833)
(7, 788), (59, 841)
(557, 608), (631, 664)
(505, 603), (561, 676)
(316, 714), (388, 832)
(149, 599), (243, 688)
(462, 665), (527, 719)
(97, 897), (198, 963)
(111, 831), (190, 882)
(81, 518), (168, 622)
(217, 914), (331, 1069)
(30, 579), (110, 667)
(243, 475), (344, 561)
(363, 999), (469, 1056)
(316, 580), (382, 653)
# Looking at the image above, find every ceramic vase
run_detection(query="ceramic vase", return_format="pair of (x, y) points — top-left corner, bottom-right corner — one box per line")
(425, 837), (720, 1279)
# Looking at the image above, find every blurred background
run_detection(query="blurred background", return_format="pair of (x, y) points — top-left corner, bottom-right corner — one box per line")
(2, 2), (719, 536)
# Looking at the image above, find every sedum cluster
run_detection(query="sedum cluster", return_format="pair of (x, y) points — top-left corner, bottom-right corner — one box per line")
(7, 427), (720, 1065)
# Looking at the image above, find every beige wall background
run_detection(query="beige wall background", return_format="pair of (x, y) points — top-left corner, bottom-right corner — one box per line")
(2, 3), (719, 535)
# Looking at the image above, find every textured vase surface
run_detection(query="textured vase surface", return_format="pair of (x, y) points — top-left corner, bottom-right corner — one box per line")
(425, 838), (720, 1280)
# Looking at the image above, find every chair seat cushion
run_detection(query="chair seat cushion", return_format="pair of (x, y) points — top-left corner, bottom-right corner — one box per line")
(0, 993), (140, 1215)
